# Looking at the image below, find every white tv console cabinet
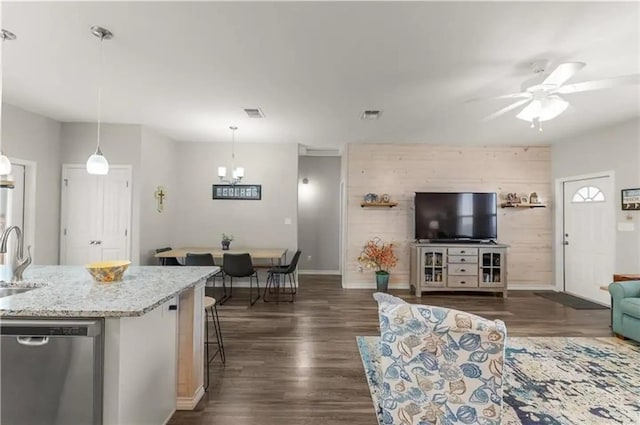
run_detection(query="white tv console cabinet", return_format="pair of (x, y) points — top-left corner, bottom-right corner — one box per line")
(410, 242), (509, 298)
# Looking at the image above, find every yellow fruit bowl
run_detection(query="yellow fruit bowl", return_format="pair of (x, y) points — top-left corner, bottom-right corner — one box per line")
(86, 260), (131, 283)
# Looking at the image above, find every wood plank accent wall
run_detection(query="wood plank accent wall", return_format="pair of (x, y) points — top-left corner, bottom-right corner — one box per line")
(345, 144), (552, 289)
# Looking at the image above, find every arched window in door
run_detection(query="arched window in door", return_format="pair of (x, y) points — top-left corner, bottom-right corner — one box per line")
(572, 186), (605, 203)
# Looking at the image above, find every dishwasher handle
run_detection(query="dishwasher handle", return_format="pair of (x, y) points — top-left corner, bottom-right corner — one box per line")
(16, 336), (50, 347)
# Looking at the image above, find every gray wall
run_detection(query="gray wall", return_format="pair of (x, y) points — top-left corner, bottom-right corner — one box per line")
(61, 123), (143, 264)
(139, 127), (177, 265)
(171, 142), (298, 265)
(298, 156), (341, 272)
(2, 104), (62, 264)
(552, 118), (640, 274)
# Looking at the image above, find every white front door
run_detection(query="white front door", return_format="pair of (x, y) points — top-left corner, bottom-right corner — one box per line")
(563, 176), (614, 305)
(61, 165), (132, 265)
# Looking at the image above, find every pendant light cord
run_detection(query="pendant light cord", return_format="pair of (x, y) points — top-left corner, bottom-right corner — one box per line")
(231, 127), (235, 170)
(0, 27), (5, 156)
(95, 36), (104, 153)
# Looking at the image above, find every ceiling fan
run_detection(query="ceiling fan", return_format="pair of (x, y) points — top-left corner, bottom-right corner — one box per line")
(478, 61), (639, 131)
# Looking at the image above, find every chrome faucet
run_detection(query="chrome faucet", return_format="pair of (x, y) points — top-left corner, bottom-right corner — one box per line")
(0, 226), (32, 282)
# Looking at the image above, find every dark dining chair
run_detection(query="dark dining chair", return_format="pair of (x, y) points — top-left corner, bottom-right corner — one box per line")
(155, 247), (181, 266)
(222, 253), (260, 306)
(186, 253), (225, 298)
(264, 250), (302, 303)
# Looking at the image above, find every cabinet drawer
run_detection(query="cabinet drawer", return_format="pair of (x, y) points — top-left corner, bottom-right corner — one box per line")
(448, 276), (478, 288)
(448, 265), (478, 276)
(448, 255), (478, 264)
(448, 247), (478, 256)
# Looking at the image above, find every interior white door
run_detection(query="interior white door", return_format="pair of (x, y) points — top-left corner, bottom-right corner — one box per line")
(61, 168), (100, 265)
(98, 169), (132, 261)
(563, 176), (614, 305)
(61, 165), (132, 265)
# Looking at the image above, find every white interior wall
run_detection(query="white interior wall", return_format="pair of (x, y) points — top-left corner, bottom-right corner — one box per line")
(139, 127), (178, 265)
(552, 118), (640, 275)
(2, 103), (62, 264)
(60, 123), (143, 265)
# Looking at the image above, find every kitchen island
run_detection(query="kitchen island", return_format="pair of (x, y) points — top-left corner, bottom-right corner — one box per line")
(0, 265), (218, 425)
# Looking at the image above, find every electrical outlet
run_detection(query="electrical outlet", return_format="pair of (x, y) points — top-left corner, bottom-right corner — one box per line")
(307, 255), (312, 261)
(358, 266), (363, 272)
(284, 217), (292, 225)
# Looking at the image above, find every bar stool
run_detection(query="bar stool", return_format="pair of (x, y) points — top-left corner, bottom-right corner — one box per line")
(204, 296), (225, 391)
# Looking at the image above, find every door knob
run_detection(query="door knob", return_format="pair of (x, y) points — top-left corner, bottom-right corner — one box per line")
(563, 241), (569, 245)
(95, 241), (102, 245)
(89, 240), (95, 245)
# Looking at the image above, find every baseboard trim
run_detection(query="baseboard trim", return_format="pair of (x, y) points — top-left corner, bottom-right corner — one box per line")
(176, 386), (204, 411)
(298, 270), (341, 275)
(343, 282), (410, 289)
(341, 283), (556, 291)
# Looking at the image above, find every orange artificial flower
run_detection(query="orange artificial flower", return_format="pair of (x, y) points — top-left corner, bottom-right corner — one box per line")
(357, 237), (398, 273)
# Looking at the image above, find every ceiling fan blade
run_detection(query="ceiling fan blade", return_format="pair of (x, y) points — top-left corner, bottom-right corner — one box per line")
(555, 74), (640, 94)
(542, 62), (586, 87)
(481, 98), (531, 122)
(466, 92), (530, 103)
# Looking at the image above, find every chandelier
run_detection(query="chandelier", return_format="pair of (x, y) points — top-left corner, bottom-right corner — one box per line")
(217, 126), (244, 185)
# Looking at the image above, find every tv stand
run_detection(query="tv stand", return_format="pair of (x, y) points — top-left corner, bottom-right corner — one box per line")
(410, 242), (508, 298)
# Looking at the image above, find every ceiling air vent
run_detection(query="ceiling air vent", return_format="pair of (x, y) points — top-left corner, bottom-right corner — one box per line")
(361, 109), (382, 120)
(243, 108), (265, 118)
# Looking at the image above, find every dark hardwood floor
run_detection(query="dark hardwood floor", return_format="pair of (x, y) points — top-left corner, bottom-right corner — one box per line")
(168, 275), (612, 425)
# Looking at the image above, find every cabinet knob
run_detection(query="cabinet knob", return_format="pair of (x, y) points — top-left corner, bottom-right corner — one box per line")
(461, 250), (466, 254)
(460, 269), (466, 272)
(460, 281), (466, 284)
(461, 258), (466, 262)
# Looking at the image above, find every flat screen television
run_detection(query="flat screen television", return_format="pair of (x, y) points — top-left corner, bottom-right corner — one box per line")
(414, 192), (497, 241)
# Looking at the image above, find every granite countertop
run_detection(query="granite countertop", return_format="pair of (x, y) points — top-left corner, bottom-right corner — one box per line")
(0, 265), (218, 318)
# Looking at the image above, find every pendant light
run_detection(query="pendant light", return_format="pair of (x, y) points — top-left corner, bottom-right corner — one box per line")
(217, 126), (244, 185)
(0, 29), (16, 176)
(86, 26), (112, 175)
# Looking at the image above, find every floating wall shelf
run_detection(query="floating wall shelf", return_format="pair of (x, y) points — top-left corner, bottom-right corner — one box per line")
(361, 202), (398, 208)
(501, 203), (547, 209)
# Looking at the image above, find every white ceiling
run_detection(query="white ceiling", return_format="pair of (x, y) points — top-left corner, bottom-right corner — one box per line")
(2, 1), (639, 148)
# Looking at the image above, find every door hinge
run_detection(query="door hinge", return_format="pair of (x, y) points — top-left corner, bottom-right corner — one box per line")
(64, 228), (67, 236)
(64, 179), (68, 187)
(125, 229), (128, 237)
(126, 181), (129, 188)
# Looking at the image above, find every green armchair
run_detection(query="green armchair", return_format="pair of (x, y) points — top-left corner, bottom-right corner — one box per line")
(609, 280), (640, 342)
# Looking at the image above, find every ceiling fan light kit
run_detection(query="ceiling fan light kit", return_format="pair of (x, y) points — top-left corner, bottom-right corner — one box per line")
(480, 60), (639, 131)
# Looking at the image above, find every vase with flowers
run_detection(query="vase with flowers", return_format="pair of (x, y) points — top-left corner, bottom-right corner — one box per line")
(357, 237), (398, 292)
(221, 233), (233, 250)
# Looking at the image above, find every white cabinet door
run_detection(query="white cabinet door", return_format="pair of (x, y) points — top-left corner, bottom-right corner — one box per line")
(61, 165), (132, 265)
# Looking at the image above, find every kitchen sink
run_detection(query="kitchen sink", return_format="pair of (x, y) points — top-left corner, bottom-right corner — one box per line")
(0, 288), (35, 298)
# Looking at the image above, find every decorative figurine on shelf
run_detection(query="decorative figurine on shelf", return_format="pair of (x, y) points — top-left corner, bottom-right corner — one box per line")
(529, 192), (539, 204)
(380, 193), (391, 203)
(505, 193), (519, 204)
(221, 233), (233, 251)
(364, 193), (379, 204)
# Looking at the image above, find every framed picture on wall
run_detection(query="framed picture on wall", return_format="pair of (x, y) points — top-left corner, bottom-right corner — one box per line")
(621, 188), (640, 210)
(212, 184), (262, 200)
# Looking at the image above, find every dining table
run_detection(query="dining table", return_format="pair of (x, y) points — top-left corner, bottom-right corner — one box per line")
(154, 247), (288, 266)
(155, 247), (289, 305)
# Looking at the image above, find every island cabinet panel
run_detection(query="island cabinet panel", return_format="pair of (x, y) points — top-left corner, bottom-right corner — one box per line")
(103, 297), (178, 425)
(176, 284), (206, 409)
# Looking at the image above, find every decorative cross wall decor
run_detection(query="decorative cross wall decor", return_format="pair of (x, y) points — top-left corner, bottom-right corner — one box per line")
(154, 186), (166, 212)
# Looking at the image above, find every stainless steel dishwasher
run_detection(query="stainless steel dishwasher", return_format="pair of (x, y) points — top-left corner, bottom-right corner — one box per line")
(0, 319), (104, 425)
